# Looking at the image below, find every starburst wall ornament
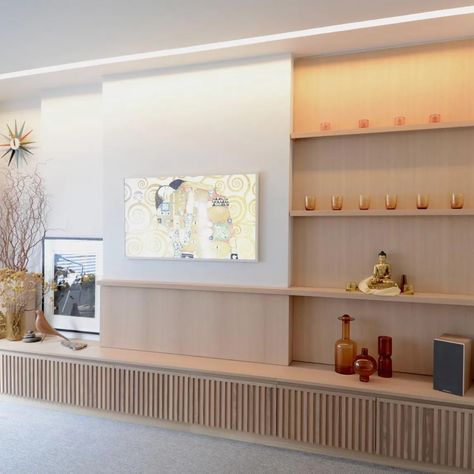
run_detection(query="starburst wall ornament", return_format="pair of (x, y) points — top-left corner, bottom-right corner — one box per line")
(0, 121), (34, 167)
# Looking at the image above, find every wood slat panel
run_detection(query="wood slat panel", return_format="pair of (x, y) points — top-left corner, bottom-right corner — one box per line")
(4, 351), (474, 470)
(276, 386), (375, 453)
(377, 398), (474, 470)
(0, 352), (375, 452)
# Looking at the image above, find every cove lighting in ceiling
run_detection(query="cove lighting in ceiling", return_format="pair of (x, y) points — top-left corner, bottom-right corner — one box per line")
(1, 6), (473, 81)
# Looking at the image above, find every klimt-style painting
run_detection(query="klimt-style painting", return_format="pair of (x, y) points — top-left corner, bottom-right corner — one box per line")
(125, 174), (257, 261)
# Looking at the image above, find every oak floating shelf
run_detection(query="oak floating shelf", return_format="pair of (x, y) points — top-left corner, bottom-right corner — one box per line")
(99, 280), (474, 306)
(291, 209), (474, 217)
(289, 287), (474, 306)
(291, 121), (474, 139)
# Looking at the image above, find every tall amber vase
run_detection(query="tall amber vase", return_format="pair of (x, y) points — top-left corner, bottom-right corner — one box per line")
(335, 314), (357, 375)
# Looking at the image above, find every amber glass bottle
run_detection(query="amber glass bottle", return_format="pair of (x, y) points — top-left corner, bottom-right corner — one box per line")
(335, 314), (357, 375)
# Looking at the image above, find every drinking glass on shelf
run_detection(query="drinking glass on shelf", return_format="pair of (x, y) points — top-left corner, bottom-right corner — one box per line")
(429, 113), (441, 123)
(305, 196), (316, 211)
(416, 194), (429, 209)
(331, 195), (343, 210)
(320, 122), (331, 131)
(358, 119), (369, 128)
(451, 193), (464, 209)
(359, 195), (370, 210)
(385, 194), (398, 210)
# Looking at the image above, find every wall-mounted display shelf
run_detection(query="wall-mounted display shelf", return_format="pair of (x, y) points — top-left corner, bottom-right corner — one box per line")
(289, 287), (474, 307)
(291, 121), (474, 140)
(291, 209), (474, 217)
(99, 278), (289, 295)
(100, 280), (474, 306)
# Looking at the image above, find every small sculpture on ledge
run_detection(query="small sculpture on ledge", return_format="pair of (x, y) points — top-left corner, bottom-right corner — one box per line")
(35, 310), (87, 351)
(358, 251), (400, 296)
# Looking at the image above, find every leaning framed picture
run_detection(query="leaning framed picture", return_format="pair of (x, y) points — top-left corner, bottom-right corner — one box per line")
(42, 237), (103, 334)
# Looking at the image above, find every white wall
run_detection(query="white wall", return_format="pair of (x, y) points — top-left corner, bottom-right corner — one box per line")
(0, 87), (103, 271)
(102, 55), (292, 286)
(40, 86), (103, 239)
(0, 55), (292, 286)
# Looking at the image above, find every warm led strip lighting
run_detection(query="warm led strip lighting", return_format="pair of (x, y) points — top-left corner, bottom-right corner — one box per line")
(1, 6), (473, 80)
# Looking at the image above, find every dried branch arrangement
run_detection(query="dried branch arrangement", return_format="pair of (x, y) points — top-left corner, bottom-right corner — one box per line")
(0, 169), (47, 271)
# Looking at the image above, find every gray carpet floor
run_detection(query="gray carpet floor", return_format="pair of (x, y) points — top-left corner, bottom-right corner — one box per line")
(0, 399), (419, 474)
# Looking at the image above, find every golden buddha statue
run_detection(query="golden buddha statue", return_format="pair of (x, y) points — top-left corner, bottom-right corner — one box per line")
(358, 251), (400, 296)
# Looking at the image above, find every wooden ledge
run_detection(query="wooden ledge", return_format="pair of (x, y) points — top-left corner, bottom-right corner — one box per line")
(0, 339), (473, 408)
(291, 121), (474, 139)
(98, 280), (474, 307)
(98, 279), (289, 295)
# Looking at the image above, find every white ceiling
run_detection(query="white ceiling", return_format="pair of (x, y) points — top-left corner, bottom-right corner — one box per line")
(2, 0), (473, 74)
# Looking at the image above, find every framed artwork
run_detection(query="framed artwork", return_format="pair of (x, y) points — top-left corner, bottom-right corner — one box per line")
(43, 237), (103, 334)
(124, 174), (258, 261)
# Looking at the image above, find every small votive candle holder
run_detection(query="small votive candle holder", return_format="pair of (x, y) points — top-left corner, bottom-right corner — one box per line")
(331, 195), (343, 210)
(358, 119), (369, 128)
(359, 195), (370, 210)
(320, 122), (331, 131)
(385, 194), (398, 210)
(451, 193), (464, 209)
(429, 113), (441, 123)
(394, 116), (406, 126)
(305, 196), (316, 211)
(417, 194), (429, 209)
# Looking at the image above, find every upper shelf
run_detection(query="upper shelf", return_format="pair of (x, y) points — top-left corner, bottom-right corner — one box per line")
(291, 121), (474, 140)
(291, 209), (474, 217)
(290, 287), (474, 307)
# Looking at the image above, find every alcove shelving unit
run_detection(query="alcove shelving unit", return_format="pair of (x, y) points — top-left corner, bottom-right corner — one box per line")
(290, 39), (474, 383)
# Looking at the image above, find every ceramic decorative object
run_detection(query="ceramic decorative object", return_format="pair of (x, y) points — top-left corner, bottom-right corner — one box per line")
(451, 193), (464, 209)
(378, 336), (393, 378)
(353, 348), (377, 382)
(335, 314), (357, 375)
